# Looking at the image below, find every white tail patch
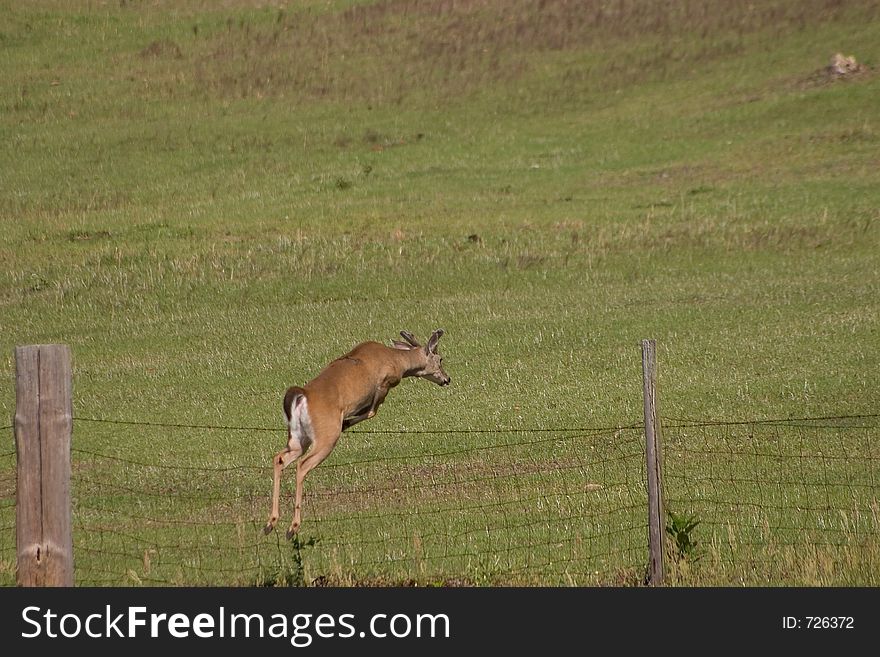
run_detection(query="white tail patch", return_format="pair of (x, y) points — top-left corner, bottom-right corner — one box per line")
(287, 395), (314, 453)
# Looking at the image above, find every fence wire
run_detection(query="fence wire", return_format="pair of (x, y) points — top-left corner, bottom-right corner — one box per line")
(3, 413), (878, 586)
(0, 419), (646, 586)
(662, 415), (880, 584)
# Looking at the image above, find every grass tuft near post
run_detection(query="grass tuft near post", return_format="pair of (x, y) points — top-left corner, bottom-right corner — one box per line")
(14, 344), (74, 587)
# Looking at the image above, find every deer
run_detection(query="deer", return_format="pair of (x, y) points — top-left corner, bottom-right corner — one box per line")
(264, 329), (451, 538)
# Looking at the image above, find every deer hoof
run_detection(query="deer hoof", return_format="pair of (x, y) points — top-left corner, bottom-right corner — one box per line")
(264, 519), (277, 535)
(286, 526), (299, 540)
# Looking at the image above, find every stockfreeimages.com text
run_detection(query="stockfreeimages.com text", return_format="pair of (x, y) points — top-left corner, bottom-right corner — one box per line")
(21, 605), (451, 646)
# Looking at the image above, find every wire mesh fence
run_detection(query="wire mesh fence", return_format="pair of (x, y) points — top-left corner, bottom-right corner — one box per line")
(0, 419), (647, 586)
(2, 413), (878, 586)
(662, 414), (880, 584)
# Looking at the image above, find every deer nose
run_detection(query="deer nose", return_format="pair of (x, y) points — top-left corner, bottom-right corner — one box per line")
(442, 378), (451, 386)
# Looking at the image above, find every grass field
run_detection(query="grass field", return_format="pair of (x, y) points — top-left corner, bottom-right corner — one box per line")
(1, 0), (879, 586)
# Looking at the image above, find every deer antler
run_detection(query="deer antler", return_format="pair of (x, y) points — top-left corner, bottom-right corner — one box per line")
(399, 331), (421, 347)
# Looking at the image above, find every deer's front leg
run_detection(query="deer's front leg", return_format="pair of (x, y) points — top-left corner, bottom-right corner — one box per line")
(342, 409), (371, 431)
(360, 387), (390, 422)
(342, 390), (385, 430)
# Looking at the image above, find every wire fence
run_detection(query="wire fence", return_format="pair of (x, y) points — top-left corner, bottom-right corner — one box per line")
(662, 414), (880, 584)
(1, 417), (647, 586)
(2, 413), (878, 586)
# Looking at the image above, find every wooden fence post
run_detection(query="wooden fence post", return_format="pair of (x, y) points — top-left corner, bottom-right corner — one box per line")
(14, 344), (74, 586)
(641, 339), (665, 585)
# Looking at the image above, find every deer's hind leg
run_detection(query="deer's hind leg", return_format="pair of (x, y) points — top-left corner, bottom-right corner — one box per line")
(265, 439), (305, 535)
(287, 415), (342, 539)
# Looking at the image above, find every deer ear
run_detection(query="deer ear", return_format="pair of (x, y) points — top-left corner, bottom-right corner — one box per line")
(426, 328), (444, 353)
(391, 340), (412, 350)
(399, 331), (421, 347)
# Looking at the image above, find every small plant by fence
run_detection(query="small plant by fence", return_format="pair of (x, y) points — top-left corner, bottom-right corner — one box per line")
(2, 344), (878, 586)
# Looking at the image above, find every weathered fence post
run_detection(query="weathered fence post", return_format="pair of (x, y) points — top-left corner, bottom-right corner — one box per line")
(641, 339), (665, 585)
(14, 344), (74, 586)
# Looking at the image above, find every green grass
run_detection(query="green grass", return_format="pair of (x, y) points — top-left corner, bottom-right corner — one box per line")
(1, 0), (879, 586)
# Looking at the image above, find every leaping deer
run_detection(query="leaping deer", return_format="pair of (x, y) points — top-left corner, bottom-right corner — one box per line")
(265, 329), (450, 538)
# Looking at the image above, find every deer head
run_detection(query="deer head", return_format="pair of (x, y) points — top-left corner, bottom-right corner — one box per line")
(392, 329), (451, 386)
